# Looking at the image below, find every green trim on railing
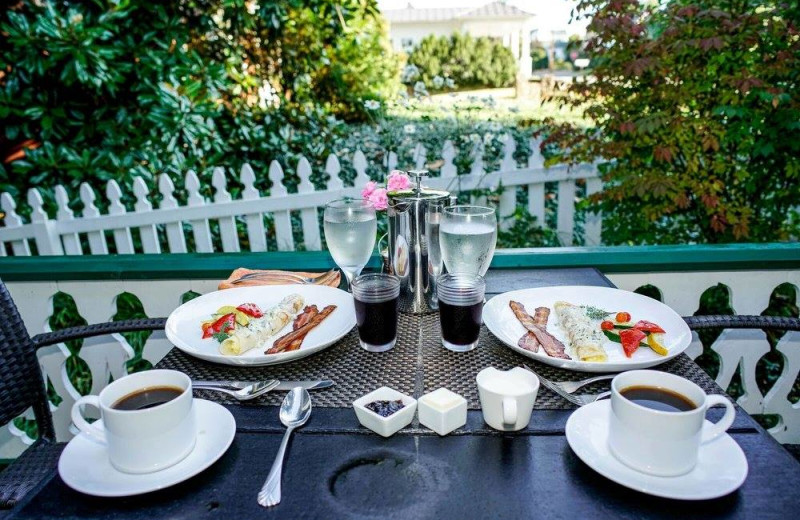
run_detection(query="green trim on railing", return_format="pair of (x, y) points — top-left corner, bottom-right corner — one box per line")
(0, 243), (797, 281)
(490, 243), (800, 273)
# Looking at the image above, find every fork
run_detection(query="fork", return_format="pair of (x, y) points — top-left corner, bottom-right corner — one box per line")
(525, 366), (612, 406)
(546, 374), (615, 394)
(231, 269), (337, 285)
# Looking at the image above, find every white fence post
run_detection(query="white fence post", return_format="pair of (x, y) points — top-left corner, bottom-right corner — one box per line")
(0, 193), (31, 256)
(27, 188), (63, 255)
(469, 138), (486, 206)
(584, 162), (603, 246)
(158, 174), (187, 253)
(55, 185), (81, 255)
(268, 161), (294, 251)
(133, 177), (161, 254)
(211, 167), (240, 253)
(557, 171), (576, 246)
(297, 157), (321, 251)
(413, 143), (426, 171)
(240, 164), (267, 252)
(80, 183), (109, 255)
(498, 134), (517, 230)
(325, 154), (344, 190)
(185, 170), (213, 253)
(441, 140), (457, 179)
(106, 180), (135, 254)
(527, 137), (546, 227)
(352, 149), (370, 187)
(385, 151), (398, 173)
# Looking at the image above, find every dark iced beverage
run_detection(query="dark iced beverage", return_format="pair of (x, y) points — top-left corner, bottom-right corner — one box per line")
(439, 300), (482, 346)
(351, 273), (401, 352)
(438, 273), (485, 352)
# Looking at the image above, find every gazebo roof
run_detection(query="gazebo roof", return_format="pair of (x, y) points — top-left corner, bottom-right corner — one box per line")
(383, 2), (534, 23)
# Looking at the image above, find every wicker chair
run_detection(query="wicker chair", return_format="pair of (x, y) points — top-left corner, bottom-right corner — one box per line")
(0, 280), (165, 510)
(684, 314), (800, 463)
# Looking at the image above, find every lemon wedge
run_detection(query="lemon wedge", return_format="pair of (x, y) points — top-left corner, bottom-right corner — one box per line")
(647, 333), (668, 356)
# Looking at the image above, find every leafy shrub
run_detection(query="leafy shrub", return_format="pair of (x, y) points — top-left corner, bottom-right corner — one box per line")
(542, 0), (800, 244)
(0, 0), (398, 212)
(530, 43), (548, 70)
(407, 33), (517, 90)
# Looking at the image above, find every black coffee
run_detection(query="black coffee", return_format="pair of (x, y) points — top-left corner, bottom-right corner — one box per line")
(112, 386), (183, 411)
(439, 300), (482, 345)
(620, 385), (697, 412)
(354, 296), (399, 346)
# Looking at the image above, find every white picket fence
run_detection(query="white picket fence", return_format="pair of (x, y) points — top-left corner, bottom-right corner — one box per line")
(0, 137), (602, 255)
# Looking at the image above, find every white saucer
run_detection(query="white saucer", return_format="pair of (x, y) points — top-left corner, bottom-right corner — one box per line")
(59, 399), (236, 497)
(565, 400), (748, 500)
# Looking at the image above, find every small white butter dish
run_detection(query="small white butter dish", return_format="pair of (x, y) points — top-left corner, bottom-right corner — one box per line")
(353, 387), (417, 438)
(418, 388), (467, 436)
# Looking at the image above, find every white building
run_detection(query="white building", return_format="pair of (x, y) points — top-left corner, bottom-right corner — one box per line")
(383, 1), (534, 79)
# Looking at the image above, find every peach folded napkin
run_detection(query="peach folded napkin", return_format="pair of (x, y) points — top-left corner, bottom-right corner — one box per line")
(218, 268), (341, 290)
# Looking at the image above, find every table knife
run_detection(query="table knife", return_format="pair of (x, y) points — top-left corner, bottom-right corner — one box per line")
(194, 380), (333, 391)
(275, 380), (333, 391)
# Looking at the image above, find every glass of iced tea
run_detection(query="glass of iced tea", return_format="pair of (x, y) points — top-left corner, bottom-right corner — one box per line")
(437, 273), (485, 352)
(351, 273), (401, 352)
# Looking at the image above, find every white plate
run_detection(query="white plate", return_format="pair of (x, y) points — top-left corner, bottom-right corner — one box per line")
(565, 400), (748, 500)
(483, 286), (692, 373)
(59, 399), (235, 497)
(165, 284), (355, 366)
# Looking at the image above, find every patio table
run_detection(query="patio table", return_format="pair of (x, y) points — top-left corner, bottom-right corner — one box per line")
(6, 268), (799, 519)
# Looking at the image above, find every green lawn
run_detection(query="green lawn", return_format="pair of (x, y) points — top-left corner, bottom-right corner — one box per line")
(387, 85), (591, 127)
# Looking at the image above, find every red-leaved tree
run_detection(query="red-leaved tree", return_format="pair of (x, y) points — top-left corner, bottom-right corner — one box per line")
(543, 0), (800, 244)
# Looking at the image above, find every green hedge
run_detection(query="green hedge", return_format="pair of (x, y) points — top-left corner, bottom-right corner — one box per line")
(407, 33), (517, 90)
(0, 0), (398, 215)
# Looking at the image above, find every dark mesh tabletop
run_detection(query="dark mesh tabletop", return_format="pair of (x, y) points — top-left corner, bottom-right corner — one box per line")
(158, 312), (723, 410)
(158, 313), (420, 408)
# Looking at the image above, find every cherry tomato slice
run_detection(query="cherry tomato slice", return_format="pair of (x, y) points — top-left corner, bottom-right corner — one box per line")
(601, 320), (615, 330)
(615, 312), (631, 323)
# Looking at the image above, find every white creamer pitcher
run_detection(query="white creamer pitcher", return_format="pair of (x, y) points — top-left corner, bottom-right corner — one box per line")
(476, 367), (539, 431)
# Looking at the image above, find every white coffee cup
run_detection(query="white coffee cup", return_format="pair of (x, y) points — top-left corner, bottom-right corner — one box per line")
(476, 367), (539, 431)
(71, 369), (196, 474)
(608, 370), (736, 477)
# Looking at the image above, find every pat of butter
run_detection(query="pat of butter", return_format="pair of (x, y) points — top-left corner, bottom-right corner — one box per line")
(421, 388), (462, 411)
(418, 388), (467, 436)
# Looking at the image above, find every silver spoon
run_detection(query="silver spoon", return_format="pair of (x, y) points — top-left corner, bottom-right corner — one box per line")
(257, 387), (312, 507)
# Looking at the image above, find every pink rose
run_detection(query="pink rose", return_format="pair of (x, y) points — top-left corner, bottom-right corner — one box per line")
(361, 181), (377, 199)
(387, 170), (411, 191)
(368, 187), (388, 211)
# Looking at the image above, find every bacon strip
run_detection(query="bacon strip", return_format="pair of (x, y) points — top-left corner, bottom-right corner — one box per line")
(517, 306), (551, 352)
(518, 333), (539, 352)
(266, 305), (337, 354)
(293, 305), (319, 330)
(509, 301), (570, 360)
(283, 337), (304, 353)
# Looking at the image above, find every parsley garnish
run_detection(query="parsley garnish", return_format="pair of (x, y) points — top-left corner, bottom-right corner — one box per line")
(212, 331), (230, 342)
(583, 306), (612, 320)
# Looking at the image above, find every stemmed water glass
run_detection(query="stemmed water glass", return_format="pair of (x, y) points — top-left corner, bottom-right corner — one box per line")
(323, 198), (377, 289)
(439, 205), (497, 276)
